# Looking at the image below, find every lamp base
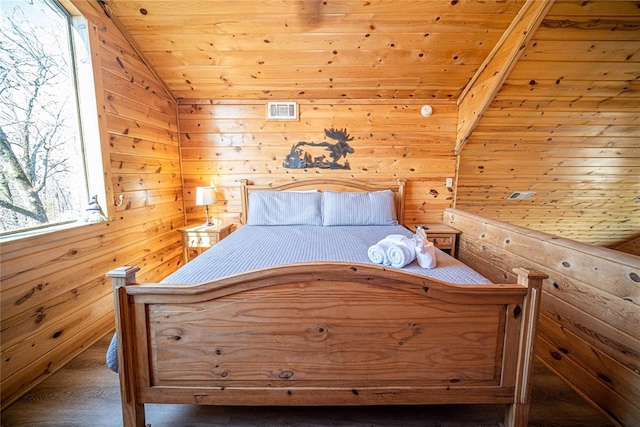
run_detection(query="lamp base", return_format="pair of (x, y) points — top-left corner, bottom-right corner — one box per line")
(203, 204), (214, 226)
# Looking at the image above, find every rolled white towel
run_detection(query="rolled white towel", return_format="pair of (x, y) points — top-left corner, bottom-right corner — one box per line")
(416, 241), (437, 269)
(386, 236), (416, 268)
(367, 235), (409, 265)
(367, 240), (392, 265)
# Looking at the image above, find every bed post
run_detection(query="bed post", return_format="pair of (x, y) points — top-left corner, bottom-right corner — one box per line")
(106, 266), (145, 427)
(240, 179), (249, 225)
(396, 178), (406, 224)
(504, 268), (548, 427)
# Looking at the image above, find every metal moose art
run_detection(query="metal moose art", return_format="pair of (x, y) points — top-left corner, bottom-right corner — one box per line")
(282, 128), (355, 170)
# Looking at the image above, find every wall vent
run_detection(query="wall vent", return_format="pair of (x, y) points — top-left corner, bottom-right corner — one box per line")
(507, 191), (536, 200)
(267, 102), (298, 120)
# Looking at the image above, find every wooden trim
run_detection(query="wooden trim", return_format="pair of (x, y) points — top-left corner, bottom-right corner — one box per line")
(85, 18), (117, 218)
(455, 0), (555, 154)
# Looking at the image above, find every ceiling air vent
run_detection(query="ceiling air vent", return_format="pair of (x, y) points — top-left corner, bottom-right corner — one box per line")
(267, 102), (298, 121)
(507, 191), (536, 200)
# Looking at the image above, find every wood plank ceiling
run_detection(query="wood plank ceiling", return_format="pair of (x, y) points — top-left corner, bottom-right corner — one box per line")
(101, 0), (527, 100)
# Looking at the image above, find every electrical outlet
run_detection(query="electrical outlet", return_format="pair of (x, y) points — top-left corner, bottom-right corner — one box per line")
(446, 177), (453, 188)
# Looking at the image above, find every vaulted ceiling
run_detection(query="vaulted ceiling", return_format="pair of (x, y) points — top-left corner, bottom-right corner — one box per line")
(100, 0), (528, 100)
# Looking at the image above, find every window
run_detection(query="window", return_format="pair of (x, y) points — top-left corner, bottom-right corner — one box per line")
(0, 0), (102, 235)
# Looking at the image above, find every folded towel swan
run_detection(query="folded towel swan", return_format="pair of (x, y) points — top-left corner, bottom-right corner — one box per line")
(416, 240), (437, 269)
(414, 227), (437, 269)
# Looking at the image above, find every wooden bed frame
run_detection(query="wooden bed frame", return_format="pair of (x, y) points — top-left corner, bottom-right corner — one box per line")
(107, 178), (547, 427)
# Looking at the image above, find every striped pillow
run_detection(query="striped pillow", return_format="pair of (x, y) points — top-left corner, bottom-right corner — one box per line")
(247, 191), (322, 225)
(322, 190), (397, 226)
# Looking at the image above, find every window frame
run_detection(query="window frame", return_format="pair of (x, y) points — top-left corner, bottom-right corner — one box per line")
(0, 0), (112, 239)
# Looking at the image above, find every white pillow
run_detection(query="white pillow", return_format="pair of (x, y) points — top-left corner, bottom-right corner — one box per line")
(322, 190), (397, 226)
(247, 191), (322, 225)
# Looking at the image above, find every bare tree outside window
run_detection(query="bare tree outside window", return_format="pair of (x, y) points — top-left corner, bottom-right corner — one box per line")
(0, 0), (88, 233)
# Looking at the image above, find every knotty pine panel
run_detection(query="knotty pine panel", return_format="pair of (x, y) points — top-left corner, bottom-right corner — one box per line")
(104, 92), (178, 132)
(178, 100), (457, 227)
(101, 71), (175, 113)
(1, 311), (115, 414)
(0, 0), (184, 410)
(146, 50), (488, 69)
(140, 32), (500, 55)
(122, 13), (516, 37)
(109, 134), (180, 159)
(100, 49), (171, 102)
(508, 61), (640, 82)
(455, 237), (638, 336)
(456, 0), (640, 251)
(614, 236), (640, 257)
(1, 290), (114, 382)
(174, 88), (464, 102)
(536, 335), (640, 427)
(102, 0), (525, 100)
(537, 313), (640, 406)
(105, 113), (178, 145)
(548, 1), (640, 16)
(0, 217), (181, 326)
(445, 209), (640, 426)
(106, 1), (526, 18)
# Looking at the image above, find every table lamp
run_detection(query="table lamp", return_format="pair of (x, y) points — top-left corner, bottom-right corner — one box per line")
(195, 186), (217, 226)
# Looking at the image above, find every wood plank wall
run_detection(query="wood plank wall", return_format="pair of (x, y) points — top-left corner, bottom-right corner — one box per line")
(0, 1), (184, 409)
(444, 208), (640, 427)
(614, 236), (640, 257)
(178, 99), (457, 228)
(455, 0), (640, 252)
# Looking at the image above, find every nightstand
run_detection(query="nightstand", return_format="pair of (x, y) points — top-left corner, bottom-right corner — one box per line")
(178, 223), (232, 262)
(416, 224), (461, 258)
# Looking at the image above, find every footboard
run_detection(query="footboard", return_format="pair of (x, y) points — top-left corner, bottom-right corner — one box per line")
(107, 263), (546, 427)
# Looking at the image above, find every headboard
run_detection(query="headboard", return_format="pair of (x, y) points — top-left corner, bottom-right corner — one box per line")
(240, 178), (406, 225)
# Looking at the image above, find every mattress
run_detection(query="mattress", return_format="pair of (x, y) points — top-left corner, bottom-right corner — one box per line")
(163, 224), (491, 285)
(106, 225), (490, 372)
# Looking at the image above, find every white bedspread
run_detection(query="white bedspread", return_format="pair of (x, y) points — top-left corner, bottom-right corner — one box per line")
(163, 225), (490, 285)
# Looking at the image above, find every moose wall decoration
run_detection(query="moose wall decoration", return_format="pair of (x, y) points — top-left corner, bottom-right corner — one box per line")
(282, 128), (354, 170)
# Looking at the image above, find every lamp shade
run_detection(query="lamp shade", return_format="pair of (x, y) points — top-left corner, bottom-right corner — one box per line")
(195, 186), (217, 205)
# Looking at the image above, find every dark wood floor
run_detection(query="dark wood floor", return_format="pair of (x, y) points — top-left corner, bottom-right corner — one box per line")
(2, 335), (614, 427)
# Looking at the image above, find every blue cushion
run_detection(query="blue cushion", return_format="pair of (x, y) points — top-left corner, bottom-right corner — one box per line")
(247, 191), (322, 225)
(322, 190), (397, 226)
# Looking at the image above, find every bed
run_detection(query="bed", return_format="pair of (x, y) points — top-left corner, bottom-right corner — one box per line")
(106, 178), (547, 427)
